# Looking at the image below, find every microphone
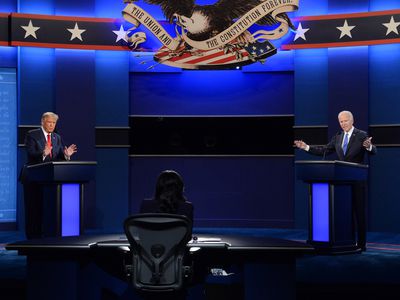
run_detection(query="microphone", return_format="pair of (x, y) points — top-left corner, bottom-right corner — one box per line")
(322, 145), (327, 161)
(321, 131), (340, 161)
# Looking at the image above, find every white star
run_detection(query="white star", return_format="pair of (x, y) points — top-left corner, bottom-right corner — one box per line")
(337, 20), (355, 39)
(383, 16), (400, 36)
(294, 23), (310, 41)
(21, 20), (40, 39)
(112, 25), (128, 42)
(67, 23), (86, 41)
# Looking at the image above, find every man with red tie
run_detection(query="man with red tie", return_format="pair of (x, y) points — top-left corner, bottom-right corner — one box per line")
(25, 112), (77, 164)
(22, 112), (77, 238)
(294, 110), (377, 251)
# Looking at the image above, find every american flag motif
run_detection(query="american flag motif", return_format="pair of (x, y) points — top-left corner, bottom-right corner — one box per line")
(154, 40), (277, 69)
(1, 10), (398, 53)
(283, 9), (400, 50)
(2, 13), (130, 50)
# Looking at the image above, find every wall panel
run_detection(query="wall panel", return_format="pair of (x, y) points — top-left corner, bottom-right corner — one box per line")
(130, 156), (295, 228)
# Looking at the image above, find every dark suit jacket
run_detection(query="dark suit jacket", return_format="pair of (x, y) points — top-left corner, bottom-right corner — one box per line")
(140, 199), (194, 223)
(309, 127), (377, 163)
(25, 128), (66, 165)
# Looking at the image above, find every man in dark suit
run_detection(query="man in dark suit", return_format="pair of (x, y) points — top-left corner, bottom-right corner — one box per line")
(21, 112), (77, 238)
(294, 110), (377, 251)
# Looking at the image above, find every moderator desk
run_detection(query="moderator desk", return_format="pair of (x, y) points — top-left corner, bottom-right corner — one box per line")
(6, 233), (314, 300)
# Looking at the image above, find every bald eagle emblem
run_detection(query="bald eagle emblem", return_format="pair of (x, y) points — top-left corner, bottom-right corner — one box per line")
(123, 0), (299, 69)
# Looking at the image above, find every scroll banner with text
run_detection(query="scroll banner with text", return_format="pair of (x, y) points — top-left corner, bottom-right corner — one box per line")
(122, 0), (299, 51)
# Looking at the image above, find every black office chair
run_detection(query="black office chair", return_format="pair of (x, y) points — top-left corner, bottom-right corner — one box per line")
(123, 213), (193, 293)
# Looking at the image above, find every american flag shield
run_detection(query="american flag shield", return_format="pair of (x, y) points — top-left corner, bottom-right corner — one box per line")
(154, 40), (277, 69)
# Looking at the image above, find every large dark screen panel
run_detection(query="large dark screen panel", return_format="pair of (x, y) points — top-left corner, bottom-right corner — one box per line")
(130, 116), (294, 155)
(130, 71), (294, 116)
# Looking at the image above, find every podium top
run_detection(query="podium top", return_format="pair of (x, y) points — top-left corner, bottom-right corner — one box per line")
(23, 161), (97, 183)
(27, 161), (97, 169)
(295, 160), (368, 169)
(295, 160), (368, 182)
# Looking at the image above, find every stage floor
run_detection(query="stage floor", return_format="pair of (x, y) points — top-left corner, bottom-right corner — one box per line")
(2, 228), (400, 299)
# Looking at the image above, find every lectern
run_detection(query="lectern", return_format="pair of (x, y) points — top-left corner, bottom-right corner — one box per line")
(295, 160), (368, 253)
(22, 161), (96, 237)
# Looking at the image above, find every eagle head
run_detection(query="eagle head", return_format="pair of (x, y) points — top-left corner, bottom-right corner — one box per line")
(176, 11), (211, 35)
(175, 6), (232, 41)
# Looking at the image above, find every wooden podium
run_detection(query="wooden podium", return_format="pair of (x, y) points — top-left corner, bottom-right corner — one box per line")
(22, 161), (96, 237)
(295, 160), (368, 253)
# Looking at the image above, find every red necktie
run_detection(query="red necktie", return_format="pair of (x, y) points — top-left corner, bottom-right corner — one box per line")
(47, 133), (52, 158)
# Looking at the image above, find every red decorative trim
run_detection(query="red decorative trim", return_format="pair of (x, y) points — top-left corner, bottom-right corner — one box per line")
(0, 42), (9, 46)
(0, 13), (10, 17)
(11, 41), (130, 51)
(11, 13), (118, 23)
(282, 38), (400, 50)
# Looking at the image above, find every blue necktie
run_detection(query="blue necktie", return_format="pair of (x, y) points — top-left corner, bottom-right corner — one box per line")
(342, 133), (349, 154)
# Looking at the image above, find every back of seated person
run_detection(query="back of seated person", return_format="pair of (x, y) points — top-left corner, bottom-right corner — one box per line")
(139, 170), (194, 223)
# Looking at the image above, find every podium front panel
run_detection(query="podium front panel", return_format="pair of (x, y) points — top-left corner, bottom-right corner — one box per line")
(311, 183), (329, 242)
(61, 184), (80, 236)
(23, 161), (96, 238)
(297, 160), (362, 253)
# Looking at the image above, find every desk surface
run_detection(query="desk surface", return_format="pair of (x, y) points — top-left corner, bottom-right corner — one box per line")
(6, 233), (314, 255)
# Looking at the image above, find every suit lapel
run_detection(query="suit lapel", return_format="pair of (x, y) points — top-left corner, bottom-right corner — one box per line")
(38, 130), (46, 150)
(51, 133), (60, 157)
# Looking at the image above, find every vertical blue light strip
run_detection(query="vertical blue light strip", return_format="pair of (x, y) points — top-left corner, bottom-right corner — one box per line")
(61, 183), (80, 236)
(312, 183), (329, 242)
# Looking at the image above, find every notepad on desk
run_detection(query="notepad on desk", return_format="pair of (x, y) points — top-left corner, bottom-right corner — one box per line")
(188, 237), (230, 248)
(196, 237), (222, 243)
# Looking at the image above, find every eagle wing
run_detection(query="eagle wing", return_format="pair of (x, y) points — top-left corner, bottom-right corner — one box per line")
(142, 0), (195, 23)
(214, 0), (294, 29)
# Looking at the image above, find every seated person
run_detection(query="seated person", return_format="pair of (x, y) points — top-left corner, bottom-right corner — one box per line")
(139, 170), (194, 299)
(140, 170), (193, 222)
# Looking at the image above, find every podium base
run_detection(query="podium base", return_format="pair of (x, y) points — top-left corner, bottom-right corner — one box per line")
(307, 240), (362, 255)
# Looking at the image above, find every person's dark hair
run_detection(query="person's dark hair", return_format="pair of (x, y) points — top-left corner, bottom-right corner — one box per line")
(154, 170), (186, 213)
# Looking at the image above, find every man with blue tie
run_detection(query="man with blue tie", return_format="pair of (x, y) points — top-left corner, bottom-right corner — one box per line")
(21, 112), (77, 239)
(294, 110), (377, 251)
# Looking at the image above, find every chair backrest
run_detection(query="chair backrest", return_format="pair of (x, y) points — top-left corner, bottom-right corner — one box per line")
(123, 213), (192, 292)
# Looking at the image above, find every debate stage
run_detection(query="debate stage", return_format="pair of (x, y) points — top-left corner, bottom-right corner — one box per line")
(6, 233), (314, 300)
